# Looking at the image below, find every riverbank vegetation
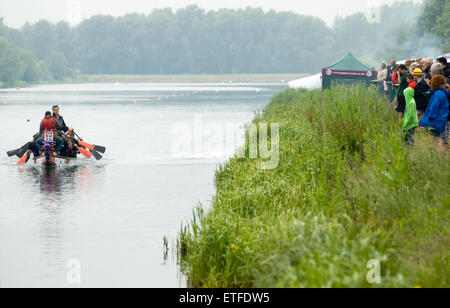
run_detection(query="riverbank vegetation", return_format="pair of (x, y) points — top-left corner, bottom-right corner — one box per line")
(178, 85), (449, 288)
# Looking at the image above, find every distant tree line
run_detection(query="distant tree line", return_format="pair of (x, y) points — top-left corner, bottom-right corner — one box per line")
(0, 1), (448, 87)
(419, 0), (450, 52)
(0, 18), (73, 87)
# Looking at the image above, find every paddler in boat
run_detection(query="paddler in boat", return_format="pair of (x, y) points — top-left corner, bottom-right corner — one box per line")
(52, 105), (76, 157)
(61, 130), (79, 158)
(35, 111), (64, 157)
(52, 105), (73, 135)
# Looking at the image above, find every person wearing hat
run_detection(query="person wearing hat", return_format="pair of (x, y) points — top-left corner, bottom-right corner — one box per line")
(412, 68), (423, 80)
(413, 68), (430, 121)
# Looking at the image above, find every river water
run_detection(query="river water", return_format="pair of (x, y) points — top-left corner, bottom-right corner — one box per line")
(0, 82), (285, 287)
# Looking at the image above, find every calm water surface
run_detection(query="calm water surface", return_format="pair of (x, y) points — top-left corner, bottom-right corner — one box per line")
(0, 82), (286, 287)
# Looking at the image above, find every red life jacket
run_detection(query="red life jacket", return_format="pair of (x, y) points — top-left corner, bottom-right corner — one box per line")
(41, 117), (57, 131)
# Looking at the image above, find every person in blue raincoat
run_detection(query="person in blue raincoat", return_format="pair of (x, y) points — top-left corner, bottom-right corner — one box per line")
(420, 75), (449, 151)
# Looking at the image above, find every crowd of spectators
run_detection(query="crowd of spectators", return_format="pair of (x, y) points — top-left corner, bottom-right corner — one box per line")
(376, 56), (450, 150)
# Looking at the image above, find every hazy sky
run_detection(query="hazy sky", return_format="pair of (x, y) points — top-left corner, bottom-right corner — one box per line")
(0, 0), (422, 28)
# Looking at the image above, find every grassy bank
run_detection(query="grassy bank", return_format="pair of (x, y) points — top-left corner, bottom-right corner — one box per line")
(178, 85), (449, 288)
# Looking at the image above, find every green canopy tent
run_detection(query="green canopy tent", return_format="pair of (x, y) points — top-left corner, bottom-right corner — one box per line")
(322, 52), (377, 89)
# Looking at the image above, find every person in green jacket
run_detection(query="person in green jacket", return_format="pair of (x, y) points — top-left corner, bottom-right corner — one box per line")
(402, 87), (419, 144)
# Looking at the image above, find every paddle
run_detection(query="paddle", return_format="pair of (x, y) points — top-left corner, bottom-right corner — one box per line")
(17, 151), (31, 165)
(25, 152), (32, 164)
(76, 146), (92, 159)
(7, 148), (20, 158)
(17, 142), (33, 158)
(71, 142), (101, 160)
(7, 142), (32, 158)
(92, 144), (106, 154)
(74, 132), (106, 153)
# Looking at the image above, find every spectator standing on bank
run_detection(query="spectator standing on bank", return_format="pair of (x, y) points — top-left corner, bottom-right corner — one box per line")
(405, 59), (412, 70)
(429, 63), (447, 83)
(378, 63), (388, 81)
(423, 58), (433, 80)
(410, 62), (420, 74)
(443, 88), (450, 146)
(431, 61), (450, 145)
(396, 65), (409, 118)
(387, 59), (396, 83)
(413, 68), (430, 122)
(406, 74), (416, 89)
(402, 87), (419, 145)
(377, 63), (388, 94)
(437, 57), (450, 82)
(390, 64), (399, 105)
(419, 75), (449, 151)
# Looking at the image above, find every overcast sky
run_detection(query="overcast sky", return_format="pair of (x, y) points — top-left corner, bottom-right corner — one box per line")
(0, 0), (422, 28)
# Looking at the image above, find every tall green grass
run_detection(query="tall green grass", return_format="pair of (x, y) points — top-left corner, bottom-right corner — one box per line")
(178, 85), (450, 288)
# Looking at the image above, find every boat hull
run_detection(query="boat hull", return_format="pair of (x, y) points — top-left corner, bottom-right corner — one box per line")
(33, 156), (76, 167)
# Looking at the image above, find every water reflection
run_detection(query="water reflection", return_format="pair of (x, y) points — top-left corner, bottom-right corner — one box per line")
(16, 165), (103, 279)
(18, 165), (99, 197)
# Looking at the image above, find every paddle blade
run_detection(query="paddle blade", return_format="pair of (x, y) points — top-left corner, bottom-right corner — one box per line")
(25, 153), (32, 164)
(7, 149), (20, 157)
(78, 147), (92, 159)
(17, 152), (30, 165)
(17, 142), (32, 158)
(79, 140), (94, 151)
(93, 145), (106, 153)
(90, 149), (103, 161)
